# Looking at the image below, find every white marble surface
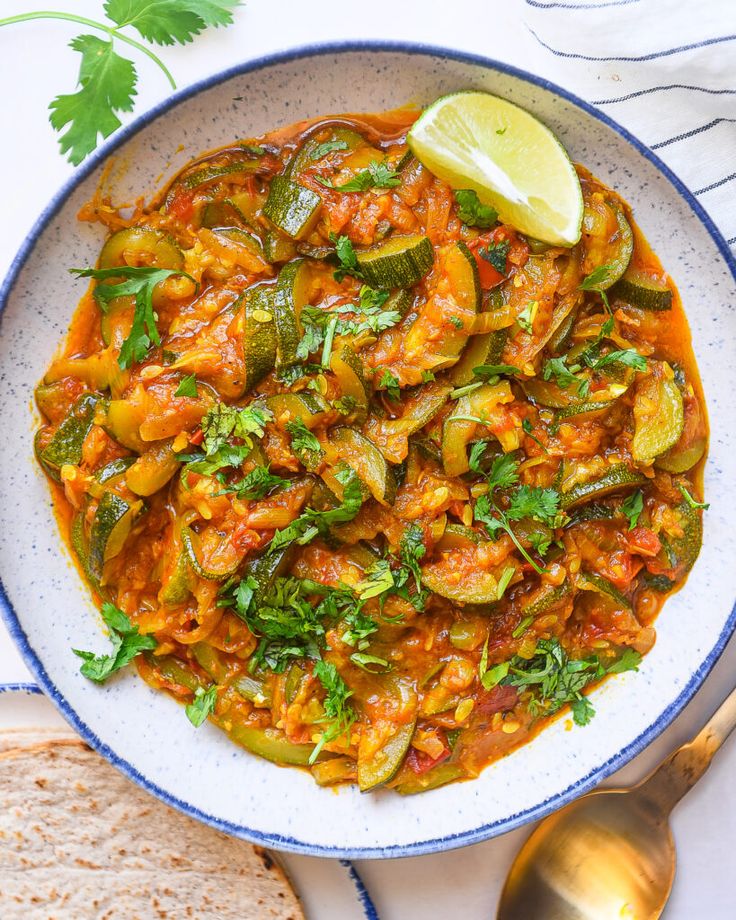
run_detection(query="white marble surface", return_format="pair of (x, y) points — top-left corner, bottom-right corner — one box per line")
(1, 2), (734, 917)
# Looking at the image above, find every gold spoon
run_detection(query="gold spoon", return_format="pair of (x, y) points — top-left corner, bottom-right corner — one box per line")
(497, 685), (736, 919)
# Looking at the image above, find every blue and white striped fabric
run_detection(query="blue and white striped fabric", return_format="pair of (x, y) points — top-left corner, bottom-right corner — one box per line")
(522, 0), (736, 251)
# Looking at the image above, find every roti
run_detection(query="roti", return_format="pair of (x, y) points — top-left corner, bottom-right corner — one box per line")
(0, 730), (304, 919)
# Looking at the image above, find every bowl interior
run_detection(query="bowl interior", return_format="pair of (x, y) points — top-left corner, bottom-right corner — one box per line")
(1, 45), (735, 858)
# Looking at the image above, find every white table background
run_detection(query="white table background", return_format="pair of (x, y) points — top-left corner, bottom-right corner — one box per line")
(1, 1), (735, 917)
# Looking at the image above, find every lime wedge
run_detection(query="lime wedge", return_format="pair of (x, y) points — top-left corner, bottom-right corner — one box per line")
(408, 91), (583, 247)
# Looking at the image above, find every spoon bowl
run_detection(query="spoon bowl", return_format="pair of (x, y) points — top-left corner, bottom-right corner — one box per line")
(497, 685), (736, 920)
(498, 788), (675, 920)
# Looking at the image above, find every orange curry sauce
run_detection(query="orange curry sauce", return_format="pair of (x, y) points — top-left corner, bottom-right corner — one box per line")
(35, 108), (707, 793)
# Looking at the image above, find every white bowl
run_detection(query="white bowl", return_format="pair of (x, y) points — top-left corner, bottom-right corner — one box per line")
(1, 42), (734, 859)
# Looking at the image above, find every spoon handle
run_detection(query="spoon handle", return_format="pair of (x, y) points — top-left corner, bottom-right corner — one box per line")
(634, 683), (736, 816)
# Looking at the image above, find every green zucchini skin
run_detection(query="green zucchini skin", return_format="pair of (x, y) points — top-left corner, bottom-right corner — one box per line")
(613, 269), (673, 311)
(559, 464), (647, 511)
(88, 492), (139, 582)
(356, 235), (434, 288)
(39, 393), (101, 480)
(264, 176), (322, 240)
(238, 286), (278, 392)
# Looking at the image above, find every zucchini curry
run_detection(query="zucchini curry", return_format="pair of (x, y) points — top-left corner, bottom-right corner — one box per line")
(34, 104), (707, 794)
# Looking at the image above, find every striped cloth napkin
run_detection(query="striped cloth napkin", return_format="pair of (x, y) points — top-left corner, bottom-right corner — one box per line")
(521, 0), (736, 253)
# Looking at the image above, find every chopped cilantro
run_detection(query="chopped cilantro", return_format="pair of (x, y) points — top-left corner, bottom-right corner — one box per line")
(449, 315), (464, 330)
(310, 138), (349, 160)
(516, 300), (538, 334)
(174, 373), (198, 398)
(621, 490), (644, 529)
(379, 369), (401, 401)
(543, 356), (590, 399)
(286, 418), (324, 467)
(73, 602), (156, 683)
(320, 159), (401, 193)
(310, 660), (356, 762)
(216, 465), (288, 500)
(454, 189), (498, 228)
(185, 685), (218, 728)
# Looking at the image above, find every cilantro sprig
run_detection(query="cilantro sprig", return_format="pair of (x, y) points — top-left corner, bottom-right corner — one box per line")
(1, 2), (241, 164)
(72, 265), (196, 369)
(310, 660), (356, 762)
(470, 449), (564, 575)
(185, 685), (218, 728)
(479, 638), (641, 726)
(73, 602), (156, 682)
(317, 159), (400, 192)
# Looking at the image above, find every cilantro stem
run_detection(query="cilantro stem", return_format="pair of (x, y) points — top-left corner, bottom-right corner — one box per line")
(0, 11), (177, 89)
(321, 316), (338, 367)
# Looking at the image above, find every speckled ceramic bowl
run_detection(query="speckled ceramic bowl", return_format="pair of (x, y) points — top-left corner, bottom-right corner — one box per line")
(1, 42), (735, 859)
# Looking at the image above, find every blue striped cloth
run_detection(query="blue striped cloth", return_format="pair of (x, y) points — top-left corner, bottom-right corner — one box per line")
(523, 0), (736, 251)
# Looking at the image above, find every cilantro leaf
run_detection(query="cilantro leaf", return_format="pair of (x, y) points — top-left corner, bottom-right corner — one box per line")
(399, 524), (426, 592)
(174, 373), (198, 398)
(621, 490), (644, 529)
(49, 34), (137, 166)
(185, 685), (218, 727)
(487, 453), (520, 491)
(586, 348), (647, 373)
(310, 660), (356, 762)
(105, 0), (240, 46)
(267, 466), (364, 554)
(479, 239), (510, 274)
(341, 608), (379, 647)
(355, 559), (395, 600)
(516, 300), (538, 334)
(507, 485), (562, 528)
(350, 652), (390, 672)
(543, 356), (590, 399)
(330, 233), (361, 282)
(449, 315), (464, 330)
(73, 602), (156, 683)
(454, 189), (498, 228)
(499, 638), (640, 726)
(71, 265), (194, 368)
(322, 159), (401, 193)
(286, 418), (324, 467)
(379, 369), (401, 401)
(200, 403), (272, 455)
(216, 465), (288, 500)
(311, 138), (349, 160)
(579, 263), (614, 293)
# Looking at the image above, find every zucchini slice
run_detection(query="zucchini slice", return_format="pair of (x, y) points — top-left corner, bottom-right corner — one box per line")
(125, 439), (180, 497)
(656, 499), (703, 576)
(159, 548), (192, 606)
(656, 435), (706, 474)
(613, 268), (673, 312)
(200, 198), (250, 231)
(273, 258), (312, 366)
(521, 581), (570, 617)
(632, 367), (684, 463)
(265, 391), (331, 428)
(422, 560), (499, 604)
(98, 227), (184, 271)
(181, 526), (240, 581)
(395, 761), (466, 795)
(442, 381), (515, 476)
(449, 328), (507, 387)
(226, 723), (317, 766)
(328, 427), (397, 506)
(39, 393), (100, 479)
(553, 400), (613, 425)
(329, 345), (370, 422)
(263, 176), (322, 240)
(287, 124), (367, 178)
(263, 230), (298, 264)
(578, 571), (631, 610)
(240, 285), (278, 392)
(88, 492), (142, 581)
(358, 720), (416, 792)
(560, 463), (646, 511)
(179, 158), (262, 192)
(356, 234), (434, 288)
(582, 199), (633, 289)
(436, 523), (484, 551)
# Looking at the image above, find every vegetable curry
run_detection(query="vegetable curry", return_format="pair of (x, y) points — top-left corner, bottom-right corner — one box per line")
(34, 106), (707, 794)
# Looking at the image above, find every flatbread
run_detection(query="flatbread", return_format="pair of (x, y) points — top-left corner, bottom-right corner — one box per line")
(0, 731), (304, 920)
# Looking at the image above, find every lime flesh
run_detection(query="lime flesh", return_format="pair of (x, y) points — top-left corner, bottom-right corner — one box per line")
(408, 91), (584, 247)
